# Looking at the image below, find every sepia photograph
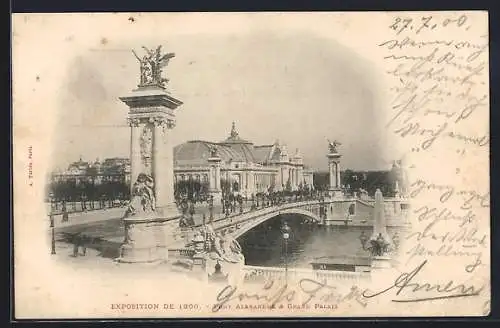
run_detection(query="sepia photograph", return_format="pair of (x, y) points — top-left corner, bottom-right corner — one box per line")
(12, 12), (489, 319)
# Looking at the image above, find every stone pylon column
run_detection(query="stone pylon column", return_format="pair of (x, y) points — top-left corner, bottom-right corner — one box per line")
(118, 86), (183, 264)
(152, 117), (178, 215)
(336, 162), (341, 189)
(370, 188), (392, 244)
(327, 151), (342, 197)
(128, 118), (142, 195)
(208, 155), (222, 202)
(294, 148), (304, 189)
(370, 188), (393, 269)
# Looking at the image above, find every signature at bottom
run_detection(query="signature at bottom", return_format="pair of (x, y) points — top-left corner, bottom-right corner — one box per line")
(363, 260), (485, 302)
(212, 278), (366, 312)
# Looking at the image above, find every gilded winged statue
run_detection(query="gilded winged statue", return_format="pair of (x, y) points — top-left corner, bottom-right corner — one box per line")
(132, 45), (176, 87)
(328, 139), (342, 153)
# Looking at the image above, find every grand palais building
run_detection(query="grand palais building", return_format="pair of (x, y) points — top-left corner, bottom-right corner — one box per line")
(173, 123), (314, 197)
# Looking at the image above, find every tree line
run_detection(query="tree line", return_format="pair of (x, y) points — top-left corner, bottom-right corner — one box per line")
(47, 169), (397, 202)
(47, 179), (130, 202)
(313, 170), (396, 196)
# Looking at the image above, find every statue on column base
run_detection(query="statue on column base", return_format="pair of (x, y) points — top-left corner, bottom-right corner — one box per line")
(182, 225), (245, 284)
(368, 233), (393, 270)
(125, 173), (156, 217)
(327, 139), (342, 154)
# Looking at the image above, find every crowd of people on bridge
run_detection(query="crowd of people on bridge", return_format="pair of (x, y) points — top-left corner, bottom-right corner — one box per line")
(176, 185), (328, 229)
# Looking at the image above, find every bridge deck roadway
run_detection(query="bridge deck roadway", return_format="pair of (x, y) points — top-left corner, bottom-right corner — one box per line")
(52, 207), (127, 229)
(166, 200), (322, 249)
(207, 200), (320, 232)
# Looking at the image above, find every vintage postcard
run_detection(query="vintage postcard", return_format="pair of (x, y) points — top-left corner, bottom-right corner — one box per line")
(12, 12), (490, 319)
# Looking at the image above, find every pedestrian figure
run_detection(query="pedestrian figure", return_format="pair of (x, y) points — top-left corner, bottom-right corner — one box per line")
(62, 201), (69, 222)
(80, 236), (87, 256)
(72, 233), (88, 257)
(72, 241), (79, 257)
(189, 202), (195, 216)
(181, 199), (189, 215)
(72, 233), (81, 257)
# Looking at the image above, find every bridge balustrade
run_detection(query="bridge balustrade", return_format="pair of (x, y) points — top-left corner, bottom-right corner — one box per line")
(242, 265), (371, 283)
(173, 197), (409, 245)
(168, 248), (195, 259)
(47, 199), (127, 217)
(213, 200), (321, 232)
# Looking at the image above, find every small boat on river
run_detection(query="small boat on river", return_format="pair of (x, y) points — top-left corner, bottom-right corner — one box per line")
(310, 255), (371, 272)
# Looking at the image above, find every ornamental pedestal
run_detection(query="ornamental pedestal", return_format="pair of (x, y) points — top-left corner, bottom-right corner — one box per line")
(371, 255), (392, 269)
(118, 216), (177, 263)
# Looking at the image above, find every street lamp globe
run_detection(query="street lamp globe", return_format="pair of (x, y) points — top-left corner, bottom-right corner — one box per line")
(281, 220), (292, 284)
(281, 221), (291, 239)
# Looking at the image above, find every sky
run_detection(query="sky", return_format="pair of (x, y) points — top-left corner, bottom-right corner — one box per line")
(51, 30), (395, 172)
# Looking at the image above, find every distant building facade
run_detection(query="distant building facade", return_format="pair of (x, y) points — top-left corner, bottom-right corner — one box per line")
(50, 157), (131, 186)
(173, 122), (314, 197)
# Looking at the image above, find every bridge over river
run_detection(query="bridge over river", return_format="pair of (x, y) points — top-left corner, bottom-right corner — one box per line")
(52, 194), (409, 263)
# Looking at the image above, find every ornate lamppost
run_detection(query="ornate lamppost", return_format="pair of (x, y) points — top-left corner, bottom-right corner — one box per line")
(281, 221), (292, 285)
(225, 198), (230, 218)
(49, 192), (55, 212)
(50, 213), (56, 255)
(208, 196), (214, 222)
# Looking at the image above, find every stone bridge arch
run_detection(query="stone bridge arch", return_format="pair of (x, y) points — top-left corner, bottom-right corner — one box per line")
(230, 207), (322, 240)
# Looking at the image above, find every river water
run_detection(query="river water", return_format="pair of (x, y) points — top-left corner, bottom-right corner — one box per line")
(238, 214), (401, 269)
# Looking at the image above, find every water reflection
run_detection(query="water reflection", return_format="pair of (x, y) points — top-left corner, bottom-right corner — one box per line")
(238, 214), (399, 268)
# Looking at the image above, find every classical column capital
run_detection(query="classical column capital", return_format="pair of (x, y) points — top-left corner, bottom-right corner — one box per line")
(127, 118), (141, 127)
(166, 119), (176, 129)
(149, 117), (176, 129)
(150, 116), (165, 127)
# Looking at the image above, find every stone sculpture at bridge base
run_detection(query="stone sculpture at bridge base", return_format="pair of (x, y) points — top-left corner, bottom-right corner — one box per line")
(186, 226), (246, 284)
(116, 173), (180, 264)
